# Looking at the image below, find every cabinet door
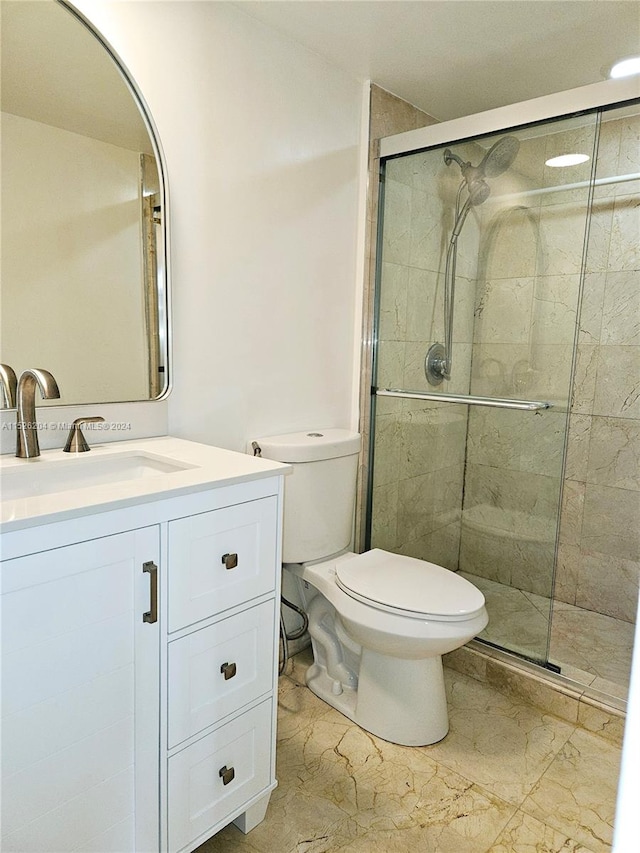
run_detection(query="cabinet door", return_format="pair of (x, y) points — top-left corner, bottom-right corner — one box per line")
(1, 529), (160, 853)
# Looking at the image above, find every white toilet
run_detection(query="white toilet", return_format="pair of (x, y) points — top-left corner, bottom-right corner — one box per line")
(253, 428), (488, 746)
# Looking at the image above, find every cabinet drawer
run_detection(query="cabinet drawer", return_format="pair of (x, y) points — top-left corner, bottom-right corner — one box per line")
(168, 702), (272, 853)
(168, 497), (278, 631)
(168, 601), (275, 748)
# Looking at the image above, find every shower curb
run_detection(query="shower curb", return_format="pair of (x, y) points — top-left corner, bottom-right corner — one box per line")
(444, 641), (626, 748)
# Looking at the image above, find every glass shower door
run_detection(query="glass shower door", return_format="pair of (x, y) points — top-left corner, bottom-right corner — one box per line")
(368, 112), (599, 664)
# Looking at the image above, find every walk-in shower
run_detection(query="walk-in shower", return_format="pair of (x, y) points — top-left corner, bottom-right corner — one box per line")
(366, 78), (640, 706)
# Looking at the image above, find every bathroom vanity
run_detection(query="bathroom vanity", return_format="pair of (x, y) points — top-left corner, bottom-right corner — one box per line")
(0, 437), (288, 853)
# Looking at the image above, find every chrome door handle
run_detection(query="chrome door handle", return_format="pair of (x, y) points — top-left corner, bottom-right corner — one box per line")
(143, 561), (158, 624)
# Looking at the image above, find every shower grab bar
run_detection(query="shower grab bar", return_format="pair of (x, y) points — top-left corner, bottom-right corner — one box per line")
(376, 388), (552, 411)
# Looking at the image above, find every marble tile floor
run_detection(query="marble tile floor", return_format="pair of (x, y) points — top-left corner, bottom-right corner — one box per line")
(461, 572), (635, 703)
(198, 648), (622, 853)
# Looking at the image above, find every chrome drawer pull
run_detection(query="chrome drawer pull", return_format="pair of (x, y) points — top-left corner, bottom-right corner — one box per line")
(219, 765), (235, 786)
(142, 561), (158, 624)
(222, 552), (238, 570)
(220, 661), (237, 680)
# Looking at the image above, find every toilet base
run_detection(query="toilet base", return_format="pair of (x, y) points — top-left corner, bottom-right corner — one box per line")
(306, 660), (358, 720)
(305, 650), (449, 746)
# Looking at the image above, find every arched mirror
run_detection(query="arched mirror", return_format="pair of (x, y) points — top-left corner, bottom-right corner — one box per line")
(0, 0), (169, 406)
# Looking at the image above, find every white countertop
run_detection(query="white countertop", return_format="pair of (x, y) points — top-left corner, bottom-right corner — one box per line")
(0, 436), (290, 534)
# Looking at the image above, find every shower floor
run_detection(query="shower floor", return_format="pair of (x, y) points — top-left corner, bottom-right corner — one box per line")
(461, 572), (634, 704)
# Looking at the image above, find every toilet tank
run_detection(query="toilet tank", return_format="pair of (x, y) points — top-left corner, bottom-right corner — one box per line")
(251, 429), (361, 564)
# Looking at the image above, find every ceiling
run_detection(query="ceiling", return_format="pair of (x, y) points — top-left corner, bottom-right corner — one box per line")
(3, 1), (638, 145)
(233, 0), (640, 121)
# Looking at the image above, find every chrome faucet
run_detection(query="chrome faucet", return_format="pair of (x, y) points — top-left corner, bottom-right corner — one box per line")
(16, 368), (60, 458)
(0, 364), (17, 409)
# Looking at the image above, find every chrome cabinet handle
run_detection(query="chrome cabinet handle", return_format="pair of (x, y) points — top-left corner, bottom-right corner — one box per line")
(219, 765), (235, 786)
(143, 561), (158, 624)
(222, 552), (238, 570)
(220, 661), (237, 680)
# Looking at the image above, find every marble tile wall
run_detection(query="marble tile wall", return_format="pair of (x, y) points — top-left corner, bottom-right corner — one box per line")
(459, 118), (597, 602)
(460, 110), (640, 627)
(354, 85), (438, 551)
(555, 108), (640, 622)
(370, 133), (487, 565)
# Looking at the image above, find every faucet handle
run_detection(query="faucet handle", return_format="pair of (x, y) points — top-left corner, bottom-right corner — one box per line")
(63, 417), (105, 453)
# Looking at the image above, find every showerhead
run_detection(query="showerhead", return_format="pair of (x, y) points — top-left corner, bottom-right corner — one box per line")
(444, 135), (520, 206)
(480, 136), (520, 178)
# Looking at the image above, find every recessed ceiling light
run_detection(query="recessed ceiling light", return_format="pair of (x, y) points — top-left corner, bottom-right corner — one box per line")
(610, 56), (640, 78)
(545, 154), (590, 168)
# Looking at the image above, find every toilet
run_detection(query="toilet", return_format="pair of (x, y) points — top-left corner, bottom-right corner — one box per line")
(252, 428), (488, 746)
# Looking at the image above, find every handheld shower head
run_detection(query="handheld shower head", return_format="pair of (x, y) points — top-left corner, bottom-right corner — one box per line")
(466, 177), (491, 206)
(429, 135), (520, 386)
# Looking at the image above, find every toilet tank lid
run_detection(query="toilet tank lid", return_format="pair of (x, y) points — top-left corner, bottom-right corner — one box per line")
(251, 429), (361, 462)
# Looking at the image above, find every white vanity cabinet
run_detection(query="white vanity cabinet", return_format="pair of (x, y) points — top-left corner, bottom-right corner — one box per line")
(0, 438), (287, 853)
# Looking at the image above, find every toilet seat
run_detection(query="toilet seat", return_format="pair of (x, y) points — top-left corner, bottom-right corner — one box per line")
(335, 549), (486, 622)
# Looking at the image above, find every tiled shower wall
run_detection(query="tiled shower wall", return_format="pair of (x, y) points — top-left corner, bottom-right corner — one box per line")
(556, 109), (640, 622)
(370, 140), (484, 567)
(355, 86), (437, 550)
(458, 121), (598, 600)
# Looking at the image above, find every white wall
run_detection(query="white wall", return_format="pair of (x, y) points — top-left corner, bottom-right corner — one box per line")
(72, 0), (366, 453)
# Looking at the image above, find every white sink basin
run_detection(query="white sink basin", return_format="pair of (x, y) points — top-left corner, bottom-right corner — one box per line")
(0, 436), (289, 533)
(1, 452), (195, 501)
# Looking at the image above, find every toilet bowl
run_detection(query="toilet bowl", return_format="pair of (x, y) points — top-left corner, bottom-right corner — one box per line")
(251, 428), (488, 746)
(287, 549), (487, 745)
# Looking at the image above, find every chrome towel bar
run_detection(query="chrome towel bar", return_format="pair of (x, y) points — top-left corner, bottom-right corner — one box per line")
(376, 388), (552, 411)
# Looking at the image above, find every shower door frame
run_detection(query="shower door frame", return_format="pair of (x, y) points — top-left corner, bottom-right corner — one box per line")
(379, 77), (640, 159)
(361, 74), (640, 668)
